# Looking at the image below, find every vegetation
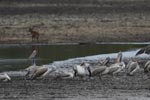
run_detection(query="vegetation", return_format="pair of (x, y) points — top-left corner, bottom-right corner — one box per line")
(0, 0), (150, 43)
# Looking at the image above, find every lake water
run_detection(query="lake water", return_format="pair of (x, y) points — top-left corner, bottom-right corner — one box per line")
(0, 43), (148, 72)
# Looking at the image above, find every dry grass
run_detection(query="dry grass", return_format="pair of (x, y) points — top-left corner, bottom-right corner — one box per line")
(0, 0), (150, 43)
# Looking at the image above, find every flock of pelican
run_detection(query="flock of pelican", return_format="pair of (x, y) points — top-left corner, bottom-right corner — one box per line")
(1, 45), (150, 82)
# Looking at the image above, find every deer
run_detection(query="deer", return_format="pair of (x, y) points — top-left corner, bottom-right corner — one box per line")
(29, 28), (39, 42)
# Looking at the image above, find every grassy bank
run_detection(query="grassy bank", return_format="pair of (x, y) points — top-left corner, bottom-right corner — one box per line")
(0, 0), (150, 43)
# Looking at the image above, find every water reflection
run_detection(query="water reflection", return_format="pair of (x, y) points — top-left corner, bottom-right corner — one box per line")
(0, 44), (148, 71)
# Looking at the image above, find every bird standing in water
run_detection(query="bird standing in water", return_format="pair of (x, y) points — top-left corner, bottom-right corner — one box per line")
(28, 50), (37, 64)
(25, 49), (39, 78)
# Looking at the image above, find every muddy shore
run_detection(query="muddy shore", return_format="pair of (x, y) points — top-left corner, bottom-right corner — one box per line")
(0, 0), (150, 43)
(1, 70), (150, 100)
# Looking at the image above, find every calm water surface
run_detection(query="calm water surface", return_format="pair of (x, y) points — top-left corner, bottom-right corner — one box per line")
(0, 44), (148, 72)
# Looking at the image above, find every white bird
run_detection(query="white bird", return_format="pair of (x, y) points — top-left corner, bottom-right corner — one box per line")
(73, 62), (91, 77)
(144, 60), (150, 73)
(89, 57), (110, 79)
(25, 62), (41, 78)
(143, 60), (150, 79)
(29, 50), (37, 59)
(54, 70), (74, 79)
(0, 73), (11, 82)
(26, 49), (40, 77)
(90, 66), (107, 79)
(28, 50), (37, 65)
(102, 52), (125, 75)
(99, 57), (110, 66)
(30, 65), (56, 80)
(126, 60), (140, 76)
(103, 62), (125, 75)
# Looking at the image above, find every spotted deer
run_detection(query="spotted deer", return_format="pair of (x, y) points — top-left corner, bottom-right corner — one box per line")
(29, 28), (39, 42)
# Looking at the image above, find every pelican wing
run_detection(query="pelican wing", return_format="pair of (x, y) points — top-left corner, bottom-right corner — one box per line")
(128, 62), (138, 72)
(144, 61), (150, 69)
(0, 75), (6, 80)
(25, 65), (41, 77)
(32, 67), (48, 79)
(107, 65), (120, 74)
(126, 61), (133, 69)
(92, 66), (106, 76)
(130, 64), (140, 75)
(135, 48), (145, 56)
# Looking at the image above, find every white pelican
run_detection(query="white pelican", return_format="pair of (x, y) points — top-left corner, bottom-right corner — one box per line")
(25, 62), (41, 78)
(126, 59), (140, 76)
(0, 73), (11, 82)
(28, 50), (37, 59)
(28, 50), (37, 65)
(90, 66), (107, 80)
(26, 49), (40, 78)
(144, 60), (150, 73)
(54, 70), (74, 79)
(30, 65), (56, 80)
(73, 62), (91, 78)
(102, 52), (125, 75)
(100, 57), (110, 66)
(89, 57), (110, 79)
(143, 60), (150, 78)
(135, 45), (150, 56)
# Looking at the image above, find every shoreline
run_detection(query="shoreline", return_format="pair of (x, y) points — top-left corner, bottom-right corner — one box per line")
(0, 42), (149, 46)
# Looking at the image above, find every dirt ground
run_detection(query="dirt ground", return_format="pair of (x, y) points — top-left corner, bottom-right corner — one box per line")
(0, 0), (150, 43)
(0, 70), (150, 100)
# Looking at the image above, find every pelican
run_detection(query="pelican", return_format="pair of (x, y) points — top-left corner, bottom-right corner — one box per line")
(25, 62), (41, 78)
(89, 57), (110, 79)
(135, 45), (150, 56)
(90, 66), (106, 80)
(126, 59), (140, 76)
(0, 73), (11, 82)
(54, 70), (74, 79)
(30, 65), (56, 80)
(29, 50), (37, 59)
(28, 50), (37, 65)
(25, 49), (40, 78)
(144, 60), (150, 73)
(102, 52), (125, 75)
(98, 57), (111, 66)
(73, 62), (91, 78)
(143, 60), (150, 78)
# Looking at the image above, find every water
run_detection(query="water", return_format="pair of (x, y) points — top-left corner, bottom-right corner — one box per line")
(0, 43), (148, 72)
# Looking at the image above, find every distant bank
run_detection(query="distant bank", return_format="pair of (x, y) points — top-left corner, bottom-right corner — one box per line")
(0, 0), (150, 44)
